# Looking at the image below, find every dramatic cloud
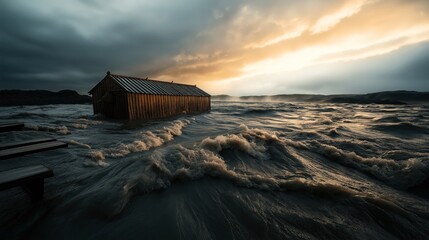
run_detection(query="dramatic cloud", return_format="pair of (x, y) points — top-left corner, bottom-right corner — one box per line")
(221, 42), (429, 95)
(0, 0), (428, 94)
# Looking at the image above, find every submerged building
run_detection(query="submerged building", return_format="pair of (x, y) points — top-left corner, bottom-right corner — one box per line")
(88, 72), (211, 120)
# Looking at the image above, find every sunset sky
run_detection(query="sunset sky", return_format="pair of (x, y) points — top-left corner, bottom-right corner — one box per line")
(1, 0), (428, 95)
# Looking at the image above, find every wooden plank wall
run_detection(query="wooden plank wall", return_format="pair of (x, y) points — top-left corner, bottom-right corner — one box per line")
(90, 76), (127, 117)
(112, 91), (129, 119)
(127, 93), (210, 120)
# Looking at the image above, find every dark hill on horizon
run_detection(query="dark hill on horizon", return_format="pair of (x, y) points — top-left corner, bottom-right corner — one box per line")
(0, 89), (92, 107)
(212, 90), (429, 104)
(1, 90), (428, 107)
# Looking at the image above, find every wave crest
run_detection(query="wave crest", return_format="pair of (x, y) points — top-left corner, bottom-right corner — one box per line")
(90, 119), (191, 159)
(25, 123), (70, 135)
(309, 141), (429, 189)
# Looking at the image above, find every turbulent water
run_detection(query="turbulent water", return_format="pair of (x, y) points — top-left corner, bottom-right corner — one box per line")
(1, 101), (429, 240)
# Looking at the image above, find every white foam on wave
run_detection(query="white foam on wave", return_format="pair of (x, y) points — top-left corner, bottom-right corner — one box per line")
(89, 150), (105, 161)
(71, 137), (404, 219)
(86, 150), (109, 167)
(198, 124), (309, 163)
(77, 118), (103, 125)
(309, 142), (429, 189)
(68, 123), (88, 129)
(381, 150), (427, 161)
(25, 123), (70, 135)
(89, 119), (190, 161)
(240, 124), (308, 149)
(65, 139), (91, 149)
(122, 143), (361, 202)
(68, 118), (104, 130)
(201, 133), (266, 159)
(79, 124), (408, 218)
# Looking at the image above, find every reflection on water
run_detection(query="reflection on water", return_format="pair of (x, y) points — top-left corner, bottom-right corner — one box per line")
(0, 102), (429, 239)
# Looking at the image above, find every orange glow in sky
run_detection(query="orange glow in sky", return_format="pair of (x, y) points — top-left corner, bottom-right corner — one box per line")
(154, 0), (429, 95)
(1, 0), (428, 94)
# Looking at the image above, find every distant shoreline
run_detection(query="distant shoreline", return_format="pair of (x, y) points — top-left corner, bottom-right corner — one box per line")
(0, 89), (92, 107)
(1, 89), (428, 107)
(212, 90), (429, 104)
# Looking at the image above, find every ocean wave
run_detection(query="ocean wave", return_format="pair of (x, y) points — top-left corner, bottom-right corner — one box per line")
(4, 112), (50, 119)
(25, 123), (70, 135)
(90, 119), (190, 159)
(371, 122), (429, 134)
(200, 133), (267, 159)
(113, 143), (408, 219)
(242, 109), (277, 115)
(374, 115), (402, 123)
(201, 124), (308, 151)
(60, 139), (414, 222)
(239, 125), (308, 149)
(121, 145), (314, 203)
(85, 150), (109, 167)
(118, 126), (332, 198)
(64, 139), (91, 149)
(76, 118), (103, 125)
(327, 128), (340, 137)
(68, 123), (88, 129)
(381, 150), (427, 161)
(308, 141), (429, 189)
(317, 117), (333, 125)
(3, 101), (429, 239)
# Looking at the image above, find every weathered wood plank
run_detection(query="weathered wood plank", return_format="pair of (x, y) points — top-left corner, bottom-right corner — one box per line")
(0, 123), (24, 132)
(0, 165), (53, 201)
(131, 93), (136, 120)
(148, 95), (153, 119)
(0, 138), (56, 151)
(0, 165), (53, 190)
(115, 92), (210, 120)
(0, 141), (68, 160)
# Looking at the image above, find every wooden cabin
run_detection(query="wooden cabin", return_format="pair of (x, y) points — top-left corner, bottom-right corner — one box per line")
(88, 72), (211, 120)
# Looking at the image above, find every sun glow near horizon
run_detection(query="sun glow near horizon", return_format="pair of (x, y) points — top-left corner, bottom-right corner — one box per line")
(1, 0), (428, 94)
(159, 0), (429, 95)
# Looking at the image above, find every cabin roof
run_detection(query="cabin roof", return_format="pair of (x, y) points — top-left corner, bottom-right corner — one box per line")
(89, 73), (210, 97)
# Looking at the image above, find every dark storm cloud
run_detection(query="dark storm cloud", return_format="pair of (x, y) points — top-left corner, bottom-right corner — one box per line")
(0, 0), (357, 93)
(0, 0), (428, 95)
(0, 0), (243, 93)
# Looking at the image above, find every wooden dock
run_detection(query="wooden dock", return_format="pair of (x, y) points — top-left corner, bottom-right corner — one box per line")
(0, 123), (68, 200)
(0, 122), (24, 132)
(0, 138), (56, 151)
(0, 140), (68, 160)
(0, 165), (53, 201)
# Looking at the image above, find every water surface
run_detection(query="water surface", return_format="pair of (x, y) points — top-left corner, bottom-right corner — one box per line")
(1, 101), (429, 239)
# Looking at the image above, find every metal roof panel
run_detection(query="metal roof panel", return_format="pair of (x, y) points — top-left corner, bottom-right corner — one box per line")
(108, 74), (210, 96)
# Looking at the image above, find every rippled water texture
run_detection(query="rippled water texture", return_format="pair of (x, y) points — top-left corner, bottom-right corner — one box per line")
(1, 101), (429, 239)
